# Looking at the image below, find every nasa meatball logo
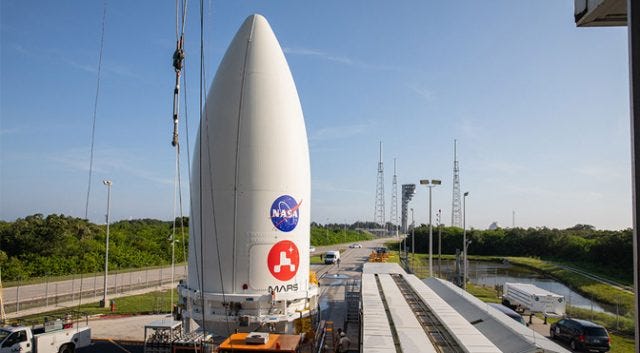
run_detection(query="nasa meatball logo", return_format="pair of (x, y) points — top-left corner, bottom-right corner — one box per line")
(267, 240), (299, 281)
(270, 195), (301, 232)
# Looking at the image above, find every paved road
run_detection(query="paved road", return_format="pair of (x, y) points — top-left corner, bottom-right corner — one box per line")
(4, 266), (186, 317)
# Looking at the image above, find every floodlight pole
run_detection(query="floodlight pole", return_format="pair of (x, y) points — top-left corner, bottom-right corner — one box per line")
(102, 180), (112, 308)
(410, 208), (415, 273)
(437, 209), (442, 278)
(420, 179), (440, 277)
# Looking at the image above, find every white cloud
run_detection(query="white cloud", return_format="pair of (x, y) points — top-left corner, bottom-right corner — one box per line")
(309, 123), (372, 141)
(574, 164), (625, 180)
(50, 147), (172, 185)
(312, 179), (369, 195)
(408, 84), (435, 101)
(0, 127), (21, 135)
(283, 46), (402, 72)
(505, 184), (558, 198)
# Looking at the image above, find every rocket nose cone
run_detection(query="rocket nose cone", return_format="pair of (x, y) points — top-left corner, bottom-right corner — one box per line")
(244, 13), (268, 26)
(237, 13), (272, 40)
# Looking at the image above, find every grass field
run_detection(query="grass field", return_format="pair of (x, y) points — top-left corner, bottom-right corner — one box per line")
(12, 289), (176, 326)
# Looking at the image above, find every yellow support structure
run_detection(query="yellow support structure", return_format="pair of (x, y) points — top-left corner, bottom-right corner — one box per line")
(309, 271), (318, 286)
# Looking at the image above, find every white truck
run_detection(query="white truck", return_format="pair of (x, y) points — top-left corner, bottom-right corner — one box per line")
(0, 320), (91, 353)
(502, 282), (566, 316)
(323, 250), (340, 264)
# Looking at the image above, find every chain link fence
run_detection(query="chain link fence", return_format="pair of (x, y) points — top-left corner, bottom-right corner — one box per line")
(3, 265), (187, 314)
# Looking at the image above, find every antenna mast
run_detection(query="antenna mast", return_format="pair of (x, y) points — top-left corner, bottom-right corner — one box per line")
(390, 158), (398, 236)
(451, 139), (462, 227)
(374, 141), (386, 228)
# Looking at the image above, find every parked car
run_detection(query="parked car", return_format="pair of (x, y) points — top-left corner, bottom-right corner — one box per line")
(349, 243), (362, 248)
(309, 246), (316, 253)
(375, 247), (388, 254)
(550, 318), (610, 352)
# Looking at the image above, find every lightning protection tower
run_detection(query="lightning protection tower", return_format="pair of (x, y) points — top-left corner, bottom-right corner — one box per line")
(401, 184), (416, 233)
(451, 139), (462, 227)
(374, 141), (386, 228)
(390, 158), (399, 236)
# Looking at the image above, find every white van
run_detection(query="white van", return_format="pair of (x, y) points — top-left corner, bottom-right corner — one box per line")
(324, 250), (340, 264)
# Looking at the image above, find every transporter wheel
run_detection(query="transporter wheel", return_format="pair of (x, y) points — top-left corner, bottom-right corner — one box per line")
(59, 343), (74, 353)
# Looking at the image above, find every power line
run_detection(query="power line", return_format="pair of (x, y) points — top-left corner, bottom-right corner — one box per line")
(84, 0), (107, 220)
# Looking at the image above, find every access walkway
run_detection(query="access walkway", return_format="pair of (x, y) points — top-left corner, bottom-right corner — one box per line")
(362, 263), (501, 353)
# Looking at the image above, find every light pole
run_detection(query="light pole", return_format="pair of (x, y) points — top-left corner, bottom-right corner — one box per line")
(437, 209), (442, 278)
(420, 179), (441, 277)
(462, 191), (469, 290)
(410, 207), (415, 273)
(102, 180), (112, 308)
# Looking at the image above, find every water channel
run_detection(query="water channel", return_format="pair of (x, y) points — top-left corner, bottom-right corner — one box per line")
(431, 259), (619, 315)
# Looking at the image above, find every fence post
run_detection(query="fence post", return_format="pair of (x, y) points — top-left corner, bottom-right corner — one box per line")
(45, 275), (49, 307)
(78, 272), (83, 306)
(616, 296), (620, 331)
(15, 281), (20, 313)
(71, 274), (75, 303)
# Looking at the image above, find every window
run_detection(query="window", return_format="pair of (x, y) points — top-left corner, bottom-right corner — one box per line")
(584, 327), (608, 336)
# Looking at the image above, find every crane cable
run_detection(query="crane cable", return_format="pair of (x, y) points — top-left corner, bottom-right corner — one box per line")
(84, 0), (107, 220)
(172, 0), (188, 147)
(170, 0), (189, 312)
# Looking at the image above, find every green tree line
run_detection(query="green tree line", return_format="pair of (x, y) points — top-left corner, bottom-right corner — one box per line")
(310, 226), (374, 246)
(0, 214), (189, 281)
(0, 214), (374, 281)
(405, 224), (632, 277)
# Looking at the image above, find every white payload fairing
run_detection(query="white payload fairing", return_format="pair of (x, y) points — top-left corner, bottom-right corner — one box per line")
(177, 14), (318, 335)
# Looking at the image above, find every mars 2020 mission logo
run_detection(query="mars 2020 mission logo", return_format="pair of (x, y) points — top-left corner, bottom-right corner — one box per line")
(267, 240), (300, 281)
(270, 195), (301, 232)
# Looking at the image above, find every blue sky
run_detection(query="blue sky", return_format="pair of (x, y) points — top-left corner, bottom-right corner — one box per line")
(0, 1), (631, 230)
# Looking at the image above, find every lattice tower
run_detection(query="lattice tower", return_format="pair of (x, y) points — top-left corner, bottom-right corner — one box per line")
(451, 139), (462, 227)
(390, 158), (398, 235)
(374, 141), (386, 227)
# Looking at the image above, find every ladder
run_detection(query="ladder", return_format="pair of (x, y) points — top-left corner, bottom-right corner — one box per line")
(324, 320), (334, 352)
(345, 280), (360, 324)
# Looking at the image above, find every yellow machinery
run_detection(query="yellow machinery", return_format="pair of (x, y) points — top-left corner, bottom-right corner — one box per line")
(217, 333), (302, 353)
